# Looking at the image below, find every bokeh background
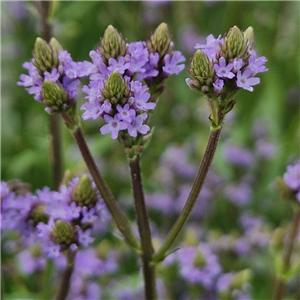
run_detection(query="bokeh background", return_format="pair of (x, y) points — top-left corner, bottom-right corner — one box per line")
(1, 1), (300, 299)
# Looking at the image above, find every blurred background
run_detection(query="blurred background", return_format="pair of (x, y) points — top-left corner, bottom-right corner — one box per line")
(1, 1), (299, 299)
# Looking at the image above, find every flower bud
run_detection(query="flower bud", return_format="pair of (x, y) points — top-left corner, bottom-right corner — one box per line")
(231, 269), (252, 290)
(276, 177), (299, 206)
(243, 26), (255, 50)
(186, 50), (214, 94)
(101, 70), (130, 104)
(52, 220), (76, 245)
(222, 26), (249, 60)
(33, 37), (61, 74)
(71, 175), (98, 208)
(27, 203), (49, 226)
(41, 80), (70, 113)
(147, 22), (173, 58)
(193, 250), (206, 268)
(99, 25), (126, 65)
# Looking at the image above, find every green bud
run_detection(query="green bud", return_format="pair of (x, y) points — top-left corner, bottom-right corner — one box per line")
(52, 220), (76, 245)
(27, 203), (49, 226)
(243, 26), (255, 50)
(61, 170), (75, 186)
(33, 37), (62, 74)
(101, 70), (130, 104)
(99, 25), (126, 65)
(186, 50), (214, 95)
(271, 227), (286, 251)
(222, 26), (249, 60)
(71, 175), (98, 208)
(193, 250), (206, 268)
(276, 177), (300, 206)
(41, 80), (70, 113)
(147, 22), (173, 58)
(231, 269), (252, 290)
(49, 37), (63, 66)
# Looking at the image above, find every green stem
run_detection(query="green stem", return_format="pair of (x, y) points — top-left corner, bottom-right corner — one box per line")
(273, 208), (300, 300)
(153, 128), (222, 264)
(56, 250), (76, 300)
(61, 113), (140, 250)
(42, 259), (54, 299)
(129, 155), (157, 300)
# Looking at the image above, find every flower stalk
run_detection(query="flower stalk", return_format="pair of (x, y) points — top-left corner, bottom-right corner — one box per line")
(273, 208), (300, 300)
(55, 250), (76, 300)
(153, 126), (223, 264)
(129, 155), (157, 300)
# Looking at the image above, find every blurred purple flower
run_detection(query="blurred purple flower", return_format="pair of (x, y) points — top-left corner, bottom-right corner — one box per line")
(222, 145), (253, 167)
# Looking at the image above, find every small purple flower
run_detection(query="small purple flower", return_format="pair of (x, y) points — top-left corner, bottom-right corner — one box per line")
(127, 113), (150, 137)
(44, 68), (60, 82)
(195, 34), (223, 61)
(162, 51), (185, 75)
(283, 162), (300, 191)
(236, 68), (260, 92)
(213, 79), (224, 93)
(107, 56), (130, 75)
(116, 104), (135, 122)
(45, 242), (61, 258)
(214, 57), (235, 79)
(232, 58), (243, 72)
(130, 81), (155, 111)
(77, 227), (94, 247)
(81, 207), (97, 224)
(66, 202), (82, 220)
(100, 114), (128, 139)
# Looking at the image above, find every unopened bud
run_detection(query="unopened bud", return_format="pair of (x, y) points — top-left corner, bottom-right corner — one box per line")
(71, 175), (98, 208)
(222, 26), (248, 60)
(49, 37), (63, 66)
(41, 80), (69, 113)
(276, 177), (299, 206)
(99, 25), (126, 65)
(102, 70), (130, 104)
(231, 269), (252, 290)
(193, 250), (206, 268)
(147, 22), (173, 58)
(27, 203), (48, 226)
(243, 26), (255, 50)
(52, 220), (76, 245)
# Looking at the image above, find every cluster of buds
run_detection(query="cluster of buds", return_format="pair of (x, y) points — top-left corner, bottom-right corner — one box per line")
(1, 175), (109, 258)
(80, 23), (185, 148)
(186, 26), (268, 129)
(17, 38), (94, 113)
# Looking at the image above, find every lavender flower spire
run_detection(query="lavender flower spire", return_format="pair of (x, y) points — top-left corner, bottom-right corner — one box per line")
(186, 25), (268, 129)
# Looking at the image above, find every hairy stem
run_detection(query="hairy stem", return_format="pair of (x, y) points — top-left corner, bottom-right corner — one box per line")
(129, 155), (157, 300)
(153, 128), (222, 264)
(56, 250), (76, 300)
(62, 114), (140, 250)
(273, 208), (300, 300)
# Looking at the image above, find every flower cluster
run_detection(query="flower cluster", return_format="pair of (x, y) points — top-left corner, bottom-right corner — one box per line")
(81, 24), (185, 140)
(17, 38), (94, 113)
(186, 26), (268, 97)
(1, 175), (109, 258)
(283, 161), (300, 202)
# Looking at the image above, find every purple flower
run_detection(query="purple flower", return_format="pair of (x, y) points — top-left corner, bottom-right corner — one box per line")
(44, 68), (60, 82)
(130, 81), (155, 111)
(222, 145), (253, 167)
(283, 162), (300, 191)
(116, 104), (135, 122)
(127, 41), (149, 73)
(100, 114), (128, 139)
(45, 242), (61, 258)
(213, 79), (224, 93)
(81, 207), (97, 224)
(236, 68), (260, 92)
(162, 51), (185, 75)
(214, 57), (235, 79)
(77, 227), (94, 247)
(127, 113), (150, 137)
(195, 34), (223, 61)
(66, 202), (82, 220)
(108, 56), (130, 74)
(248, 50), (268, 75)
